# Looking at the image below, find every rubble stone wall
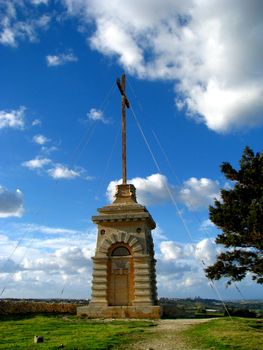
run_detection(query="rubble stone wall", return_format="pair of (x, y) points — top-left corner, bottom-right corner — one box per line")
(0, 300), (86, 315)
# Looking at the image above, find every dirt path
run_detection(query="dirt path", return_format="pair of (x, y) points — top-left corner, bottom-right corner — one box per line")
(128, 318), (214, 350)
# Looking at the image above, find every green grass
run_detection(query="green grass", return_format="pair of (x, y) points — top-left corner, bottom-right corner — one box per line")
(2, 314), (262, 350)
(0, 314), (155, 349)
(182, 317), (263, 350)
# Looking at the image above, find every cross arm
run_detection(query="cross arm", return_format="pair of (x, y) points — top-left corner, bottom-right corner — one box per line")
(116, 78), (130, 108)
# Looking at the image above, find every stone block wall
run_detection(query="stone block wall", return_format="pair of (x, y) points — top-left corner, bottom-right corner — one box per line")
(0, 300), (85, 315)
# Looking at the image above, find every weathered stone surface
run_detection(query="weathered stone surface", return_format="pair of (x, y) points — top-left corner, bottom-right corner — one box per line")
(77, 305), (161, 319)
(82, 184), (160, 319)
(0, 300), (78, 315)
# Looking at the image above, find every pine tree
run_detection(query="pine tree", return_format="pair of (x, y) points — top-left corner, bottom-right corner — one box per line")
(205, 146), (263, 284)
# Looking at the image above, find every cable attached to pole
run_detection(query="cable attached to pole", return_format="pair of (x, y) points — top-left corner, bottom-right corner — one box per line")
(128, 91), (234, 319)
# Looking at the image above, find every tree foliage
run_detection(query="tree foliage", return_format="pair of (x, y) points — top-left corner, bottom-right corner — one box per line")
(205, 146), (263, 284)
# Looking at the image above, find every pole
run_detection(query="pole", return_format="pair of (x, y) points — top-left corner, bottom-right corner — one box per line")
(116, 74), (130, 184)
(121, 74), (127, 184)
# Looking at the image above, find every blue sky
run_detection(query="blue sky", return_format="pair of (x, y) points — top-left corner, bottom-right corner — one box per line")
(0, 0), (262, 300)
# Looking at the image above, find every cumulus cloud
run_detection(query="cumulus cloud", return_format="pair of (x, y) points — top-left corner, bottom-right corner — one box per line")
(160, 241), (186, 261)
(32, 134), (50, 145)
(160, 240), (198, 261)
(179, 177), (220, 210)
(199, 219), (216, 232)
(46, 52), (78, 67)
(1, 222), (262, 299)
(195, 238), (222, 265)
(107, 174), (172, 205)
(152, 226), (168, 242)
(3, 2), (262, 132)
(0, 258), (21, 273)
(22, 156), (89, 181)
(0, 107), (25, 130)
(63, 0), (263, 133)
(107, 173), (219, 209)
(0, 28), (16, 46)
(47, 164), (81, 179)
(0, 224), (96, 298)
(22, 157), (51, 169)
(87, 108), (108, 123)
(155, 235), (263, 300)
(156, 237), (225, 296)
(0, 187), (24, 218)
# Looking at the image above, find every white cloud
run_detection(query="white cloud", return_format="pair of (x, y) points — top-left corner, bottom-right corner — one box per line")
(3, 1), (262, 131)
(156, 237), (223, 297)
(0, 1), (50, 47)
(195, 238), (223, 265)
(22, 156), (89, 181)
(22, 157), (51, 169)
(179, 177), (220, 210)
(152, 226), (168, 242)
(153, 235), (262, 299)
(46, 52), (78, 67)
(32, 134), (50, 145)
(47, 164), (81, 179)
(107, 174), (219, 209)
(160, 241), (186, 261)
(19, 223), (80, 235)
(0, 107), (25, 130)
(87, 108), (108, 123)
(199, 219), (216, 232)
(1, 222), (262, 299)
(41, 146), (58, 154)
(64, 0), (263, 133)
(0, 224), (96, 298)
(32, 119), (42, 126)
(0, 187), (24, 218)
(107, 173), (172, 205)
(0, 27), (16, 46)
(31, 0), (49, 5)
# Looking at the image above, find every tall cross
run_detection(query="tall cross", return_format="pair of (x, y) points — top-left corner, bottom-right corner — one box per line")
(116, 74), (130, 184)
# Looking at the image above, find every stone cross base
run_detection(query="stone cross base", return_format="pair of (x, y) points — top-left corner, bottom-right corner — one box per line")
(77, 305), (161, 319)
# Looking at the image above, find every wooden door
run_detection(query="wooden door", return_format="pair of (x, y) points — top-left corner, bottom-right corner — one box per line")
(114, 273), (129, 306)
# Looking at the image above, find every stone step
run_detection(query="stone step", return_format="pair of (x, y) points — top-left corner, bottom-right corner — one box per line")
(93, 265), (108, 271)
(134, 283), (151, 289)
(92, 284), (107, 290)
(134, 290), (152, 296)
(91, 277), (107, 283)
(134, 270), (151, 276)
(134, 276), (151, 283)
(91, 290), (107, 297)
(134, 263), (151, 269)
(92, 271), (107, 277)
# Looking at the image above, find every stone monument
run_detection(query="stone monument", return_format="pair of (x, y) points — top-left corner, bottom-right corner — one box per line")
(77, 75), (160, 319)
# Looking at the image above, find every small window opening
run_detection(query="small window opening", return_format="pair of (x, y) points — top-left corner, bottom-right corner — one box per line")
(111, 246), (130, 256)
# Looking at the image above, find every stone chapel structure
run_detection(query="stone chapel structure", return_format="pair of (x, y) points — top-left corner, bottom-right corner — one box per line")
(77, 75), (160, 318)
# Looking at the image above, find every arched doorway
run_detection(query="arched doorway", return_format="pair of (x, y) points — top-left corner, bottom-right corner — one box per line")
(108, 245), (134, 306)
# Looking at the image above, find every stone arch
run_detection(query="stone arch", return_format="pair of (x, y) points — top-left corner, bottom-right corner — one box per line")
(111, 246), (130, 256)
(98, 232), (143, 255)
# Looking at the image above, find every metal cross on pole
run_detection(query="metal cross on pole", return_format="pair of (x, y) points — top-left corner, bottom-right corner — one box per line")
(116, 74), (130, 184)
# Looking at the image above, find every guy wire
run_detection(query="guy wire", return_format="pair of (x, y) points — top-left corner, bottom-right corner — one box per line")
(128, 98), (233, 319)
(151, 128), (246, 302)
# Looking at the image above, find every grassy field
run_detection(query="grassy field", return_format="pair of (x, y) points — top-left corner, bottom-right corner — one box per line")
(183, 317), (263, 350)
(0, 314), (155, 349)
(1, 315), (262, 349)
